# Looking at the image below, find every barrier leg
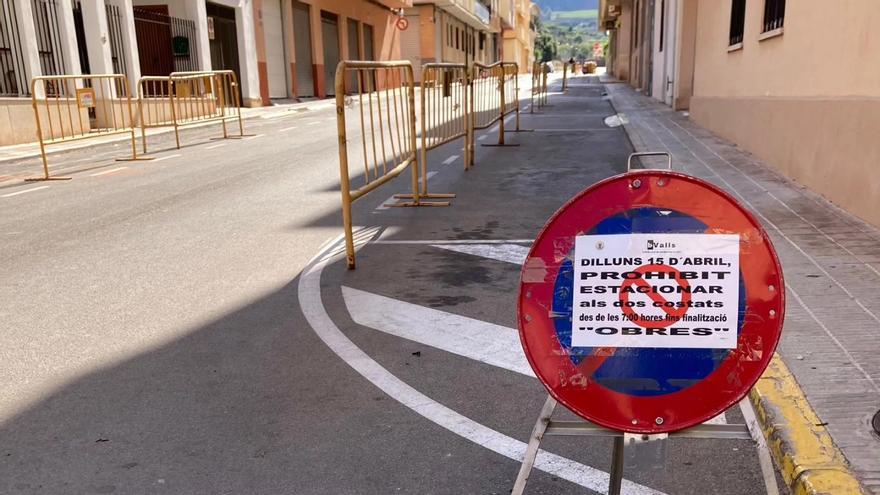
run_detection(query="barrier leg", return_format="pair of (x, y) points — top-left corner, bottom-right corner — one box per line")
(25, 140), (71, 181)
(118, 94), (154, 162)
(116, 128), (155, 162)
(482, 76), (519, 148)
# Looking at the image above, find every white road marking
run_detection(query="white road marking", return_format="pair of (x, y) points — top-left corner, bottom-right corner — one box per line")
(432, 243), (530, 265)
(280, 126), (298, 132)
(426, 171), (437, 180)
(152, 154), (181, 162)
(442, 155), (459, 165)
(489, 124), (499, 133)
(739, 398), (781, 495)
(1, 185), (49, 198)
(243, 134), (262, 140)
(205, 143), (227, 149)
(477, 134), (488, 141)
(374, 194), (398, 211)
(89, 166), (128, 177)
(298, 244), (665, 495)
(307, 121), (321, 126)
(343, 286), (535, 377)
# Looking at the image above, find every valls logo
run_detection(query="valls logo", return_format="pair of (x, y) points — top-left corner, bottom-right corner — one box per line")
(647, 239), (676, 251)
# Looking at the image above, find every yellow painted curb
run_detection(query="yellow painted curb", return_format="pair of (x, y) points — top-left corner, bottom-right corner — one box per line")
(749, 354), (868, 495)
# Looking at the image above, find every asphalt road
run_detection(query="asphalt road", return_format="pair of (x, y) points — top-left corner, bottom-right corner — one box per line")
(0, 77), (785, 494)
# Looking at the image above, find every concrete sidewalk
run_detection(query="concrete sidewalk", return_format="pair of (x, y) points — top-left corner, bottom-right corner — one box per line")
(606, 83), (880, 493)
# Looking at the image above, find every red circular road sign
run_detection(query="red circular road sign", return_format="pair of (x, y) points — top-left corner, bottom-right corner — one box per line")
(518, 170), (784, 433)
(396, 17), (409, 31)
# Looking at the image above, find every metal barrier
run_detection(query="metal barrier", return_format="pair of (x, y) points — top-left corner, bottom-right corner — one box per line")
(467, 61), (522, 165)
(137, 70), (246, 153)
(335, 60), (422, 269)
(28, 74), (151, 181)
(411, 63), (468, 199)
(531, 62), (548, 113)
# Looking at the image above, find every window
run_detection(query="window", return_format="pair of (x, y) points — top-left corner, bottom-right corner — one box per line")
(729, 0), (746, 46)
(455, 27), (459, 50)
(762, 0), (785, 32)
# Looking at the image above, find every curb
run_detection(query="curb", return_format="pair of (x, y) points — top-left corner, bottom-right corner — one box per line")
(750, 354), (868, 495)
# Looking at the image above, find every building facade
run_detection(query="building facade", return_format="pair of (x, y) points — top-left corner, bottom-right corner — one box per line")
(0, 0), (536, 147)
(0, 0), (409, 146)
(398, 0), (502, 81)
(500, 0), (535, 73)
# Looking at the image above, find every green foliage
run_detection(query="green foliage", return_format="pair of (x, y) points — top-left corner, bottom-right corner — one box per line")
(531, 0), (606, 63)
(533, 18), (558, 63)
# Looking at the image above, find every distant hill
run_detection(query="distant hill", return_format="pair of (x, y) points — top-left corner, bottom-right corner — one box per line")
(533, 0), (599, 12)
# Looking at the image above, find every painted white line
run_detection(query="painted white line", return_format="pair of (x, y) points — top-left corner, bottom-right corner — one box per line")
(280, 126), (298, 132)
(307, 121), (321, 126)
(343, 286), (535, 377)
(298, 247), (665, 495)
(441, 155), (459, 165)
(432, 243), (530, 265)
(1, 185), (49, 198)
(375, 194), (398, 211)
(477, 134), (488, 141)
(243, 134), (262, 140)
(89, 166), (128, 177)
(739, 398), (781, 495)
(205, 143), (227, 150)
(152, 153), (181, 162)
(425, 171), (437, 181)
(489, 124), (500, 133)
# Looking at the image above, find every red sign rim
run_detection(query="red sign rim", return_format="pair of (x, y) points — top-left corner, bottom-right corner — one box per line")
(518, 170), (785, 433)
(396, 17), (409, 31)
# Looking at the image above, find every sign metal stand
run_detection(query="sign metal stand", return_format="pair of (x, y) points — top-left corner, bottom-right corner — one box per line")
(512, 395), (754, 495)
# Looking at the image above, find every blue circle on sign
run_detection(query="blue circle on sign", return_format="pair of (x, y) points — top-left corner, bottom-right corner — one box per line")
(551, 207), (746, 397)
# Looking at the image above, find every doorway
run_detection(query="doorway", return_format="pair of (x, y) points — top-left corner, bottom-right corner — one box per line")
(292, 1), (314, 97)
(206, 3), (241, 86)
(321, 11), (339, 96)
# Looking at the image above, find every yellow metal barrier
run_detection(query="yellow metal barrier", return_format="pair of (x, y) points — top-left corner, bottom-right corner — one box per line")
(467, 61), (522, 165)
(335, 60), (423, 269)
(530, 62), (549, 113)
(137, 70), (246, 153)
(411, 63), (468, 199)
(28, 74), (151, 181)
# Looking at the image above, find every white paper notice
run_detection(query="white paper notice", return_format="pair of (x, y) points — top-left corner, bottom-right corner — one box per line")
(571, 233), (740, 349)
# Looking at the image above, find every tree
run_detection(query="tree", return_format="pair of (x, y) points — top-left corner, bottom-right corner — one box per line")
(533, 18), (558, 62)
